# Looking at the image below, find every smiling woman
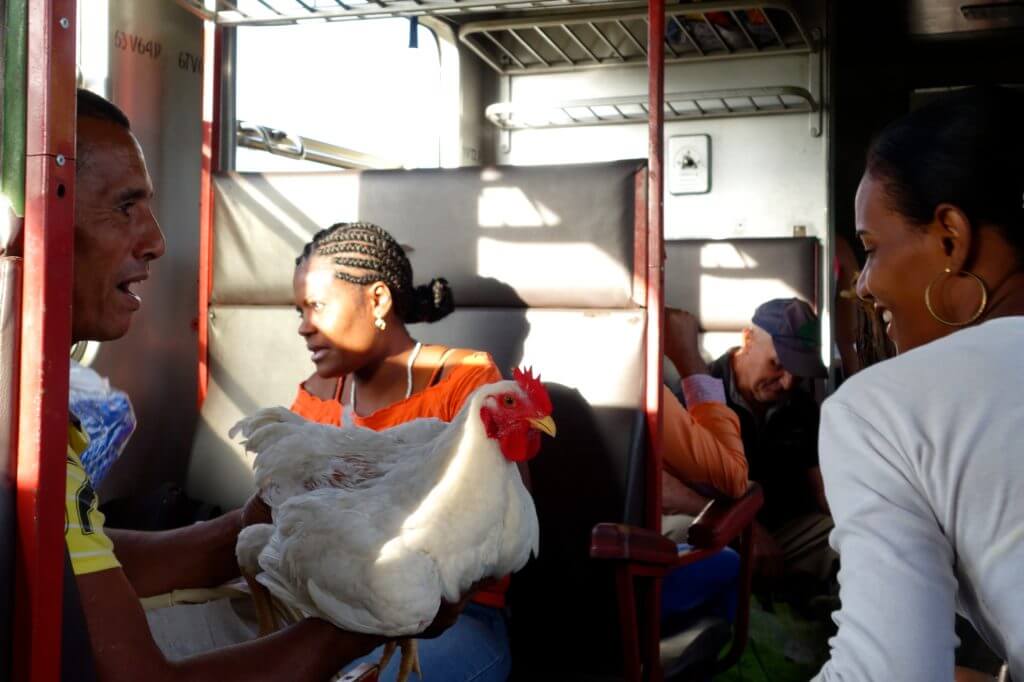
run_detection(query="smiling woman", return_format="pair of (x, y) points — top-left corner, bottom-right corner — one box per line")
(813, 86), (1024, 681)
(853, 87), (1024, 353)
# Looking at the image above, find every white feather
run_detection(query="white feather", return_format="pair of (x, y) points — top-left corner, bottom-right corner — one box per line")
(232, 380), (543, 636)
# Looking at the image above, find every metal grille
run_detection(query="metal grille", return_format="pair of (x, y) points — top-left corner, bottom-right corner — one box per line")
(175, 0), (645, 25)
(485, 86), (816, 129)
(460, 1), (813, 74)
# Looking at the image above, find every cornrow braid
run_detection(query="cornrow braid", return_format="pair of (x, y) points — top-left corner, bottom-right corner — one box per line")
(295, 222), (455, 324)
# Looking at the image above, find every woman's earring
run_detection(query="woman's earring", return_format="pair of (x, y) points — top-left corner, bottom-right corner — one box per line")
(374, 315), (387, 331)
(924, 267), (988, 327)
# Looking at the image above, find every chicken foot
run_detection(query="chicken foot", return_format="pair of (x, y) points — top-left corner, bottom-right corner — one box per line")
(242, 569), (280, 636)
(378, 638), (421, 682)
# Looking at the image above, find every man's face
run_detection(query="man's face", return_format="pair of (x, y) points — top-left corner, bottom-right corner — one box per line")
(72, 118), (165, 342)
(735, 327), (796, 406)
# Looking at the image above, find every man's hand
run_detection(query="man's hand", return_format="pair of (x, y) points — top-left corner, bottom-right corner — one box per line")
(242, 493), (272, 528)
(662, 471), (711, 516)
(751, 522), (785, 581)
(665, 308), (708, 378)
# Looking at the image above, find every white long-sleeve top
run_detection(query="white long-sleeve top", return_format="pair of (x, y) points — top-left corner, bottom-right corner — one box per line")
(813, 317), (1024, 682)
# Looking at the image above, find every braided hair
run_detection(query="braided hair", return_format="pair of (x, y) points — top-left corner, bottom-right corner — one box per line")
(296, 222), (455, 324)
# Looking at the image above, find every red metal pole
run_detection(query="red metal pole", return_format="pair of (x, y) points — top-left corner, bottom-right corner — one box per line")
(197, 22), (222, 408)
(14, 1), (77, 680)
(644, 2), (665, 680)
(645, 0), (665, 538)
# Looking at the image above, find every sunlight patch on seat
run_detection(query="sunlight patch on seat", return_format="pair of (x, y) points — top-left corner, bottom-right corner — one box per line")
(699, 275), (802, 329)
(477, 187), (561, 228)
(700, 242), (760, 269)
(477, 238), (627, 295)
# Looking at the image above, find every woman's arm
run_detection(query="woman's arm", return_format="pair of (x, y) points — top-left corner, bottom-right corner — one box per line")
(813, 401), (958, 682)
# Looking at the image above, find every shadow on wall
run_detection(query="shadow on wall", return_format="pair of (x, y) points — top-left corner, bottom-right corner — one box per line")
(409, 275), (530, 380)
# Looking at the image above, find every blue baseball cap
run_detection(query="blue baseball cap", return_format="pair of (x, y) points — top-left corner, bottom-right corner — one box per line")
(752, 298), (828, 379)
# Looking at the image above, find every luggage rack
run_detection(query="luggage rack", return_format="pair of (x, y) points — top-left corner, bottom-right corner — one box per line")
(174, 0), (644, 25)
(485, 85), (816, 130)
(459, 1), (814, 75)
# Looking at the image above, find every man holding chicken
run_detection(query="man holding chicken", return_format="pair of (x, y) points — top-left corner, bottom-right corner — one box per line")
(63, 89), (458, 681)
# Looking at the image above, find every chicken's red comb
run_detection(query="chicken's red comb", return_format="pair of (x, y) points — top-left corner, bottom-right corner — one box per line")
(513, 366), (552, 413)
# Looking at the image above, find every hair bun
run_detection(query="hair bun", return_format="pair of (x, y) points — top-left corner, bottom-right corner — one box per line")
(409, 278), (455, 324)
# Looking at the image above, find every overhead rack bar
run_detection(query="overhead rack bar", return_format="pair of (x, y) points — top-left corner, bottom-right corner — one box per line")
(460, 1), (813, 75)
(175, 0), (646, 25)
(236, 121), (401, 169)
(484, 85), (816, 129)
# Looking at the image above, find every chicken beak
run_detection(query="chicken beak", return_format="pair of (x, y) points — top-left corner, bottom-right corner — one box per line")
(528, 416), (557, 438)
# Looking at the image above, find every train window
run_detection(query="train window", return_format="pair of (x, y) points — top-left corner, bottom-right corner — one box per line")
(235, 19), (444, 171)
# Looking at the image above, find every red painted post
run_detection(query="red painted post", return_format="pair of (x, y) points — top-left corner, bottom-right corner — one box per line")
(645, 0), (666, 538)
(14, 1), (77, 680)
(645, 2), (666, 681)
(197, 21), (222, 408)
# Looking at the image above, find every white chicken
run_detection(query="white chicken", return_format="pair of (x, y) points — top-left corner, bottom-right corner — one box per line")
(231, 368), (555, 681)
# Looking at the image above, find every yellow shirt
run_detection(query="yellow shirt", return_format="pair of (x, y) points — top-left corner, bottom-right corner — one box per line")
(65, 422), (120, 575)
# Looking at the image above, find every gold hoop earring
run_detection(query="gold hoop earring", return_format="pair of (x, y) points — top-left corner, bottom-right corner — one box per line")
(924, 267), (988, 327)
(374, 315), (386, 331)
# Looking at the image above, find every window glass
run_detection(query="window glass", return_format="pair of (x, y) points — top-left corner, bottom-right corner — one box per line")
(236, 19), (441, 170)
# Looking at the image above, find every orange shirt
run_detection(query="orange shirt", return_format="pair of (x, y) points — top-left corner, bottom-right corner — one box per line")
(662, 385), (748, 498)
(290, 349), (511, 608)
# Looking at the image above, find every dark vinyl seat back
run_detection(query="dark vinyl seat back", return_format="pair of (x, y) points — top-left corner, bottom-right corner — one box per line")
(186, 160), (652, 680)
(663, 238), (821, 380)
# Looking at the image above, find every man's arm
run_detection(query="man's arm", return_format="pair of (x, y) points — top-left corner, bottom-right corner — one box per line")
(661, 470), (711, 517)
(108, 494), (273, 597)
(107, 509), (242, 597)
(661, 309), (748, 498)
(77, 566), (383, 682)
(663, 389), (748, 497)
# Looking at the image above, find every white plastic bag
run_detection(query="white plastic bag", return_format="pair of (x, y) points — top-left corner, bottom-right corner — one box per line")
(69, 361), (136, 486)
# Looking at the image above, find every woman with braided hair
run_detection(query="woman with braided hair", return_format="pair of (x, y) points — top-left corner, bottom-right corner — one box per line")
(289, 221), (513, 682)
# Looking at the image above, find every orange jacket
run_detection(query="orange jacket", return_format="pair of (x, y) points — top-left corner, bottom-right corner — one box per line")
(662, 385), (748, 498)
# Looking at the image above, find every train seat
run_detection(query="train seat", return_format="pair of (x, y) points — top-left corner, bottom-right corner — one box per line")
(663, 237), (821, 376)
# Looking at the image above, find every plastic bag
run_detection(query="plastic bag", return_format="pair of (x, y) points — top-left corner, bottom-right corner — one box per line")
(69, 361), (136, 486)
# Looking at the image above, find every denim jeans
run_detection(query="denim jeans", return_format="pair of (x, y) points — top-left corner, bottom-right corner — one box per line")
(342, 602), (511, 682)
(660, 545), (740, 630)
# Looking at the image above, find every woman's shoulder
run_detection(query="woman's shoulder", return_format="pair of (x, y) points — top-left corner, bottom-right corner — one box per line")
(439, 348), (500, 379)
(834, 317), (1024, 406)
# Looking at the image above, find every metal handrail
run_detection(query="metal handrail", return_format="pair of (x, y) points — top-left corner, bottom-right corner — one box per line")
(235, 121), (400, 169)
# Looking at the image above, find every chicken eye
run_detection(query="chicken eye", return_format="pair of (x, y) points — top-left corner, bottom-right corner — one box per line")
(502, 395), (516, 407)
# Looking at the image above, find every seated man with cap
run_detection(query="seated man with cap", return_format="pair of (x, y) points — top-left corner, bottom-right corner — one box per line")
(707, 298), (835, 593)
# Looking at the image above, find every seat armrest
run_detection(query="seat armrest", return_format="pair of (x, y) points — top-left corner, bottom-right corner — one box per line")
(338, 663), (378, 682)
(687, 483), (763, 550)
(590, 523), (679, 564)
